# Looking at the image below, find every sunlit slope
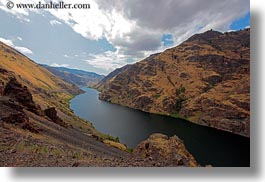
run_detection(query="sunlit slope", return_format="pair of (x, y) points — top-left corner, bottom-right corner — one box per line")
(97, 29), (250, 137)
(0, 41), (81, 109)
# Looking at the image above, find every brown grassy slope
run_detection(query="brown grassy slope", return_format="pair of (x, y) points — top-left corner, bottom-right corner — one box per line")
(0, 40), (105, 135)
(97, 29), (250, 137)
(0, 41), (82, 112)
(0, 41), (129, 166)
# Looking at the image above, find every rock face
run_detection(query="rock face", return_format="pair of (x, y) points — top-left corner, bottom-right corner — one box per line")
(0, 81), (4, 96)
(133, 133), (199, 167)
(1, 113), (40, 133)
(3, 78), (42, 115)
(97, 29), (250, 137)
(44, 107), (72, 128)
(44, 107), (57, 120)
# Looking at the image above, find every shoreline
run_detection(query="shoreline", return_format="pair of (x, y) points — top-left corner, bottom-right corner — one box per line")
(86, 87), (250, 139)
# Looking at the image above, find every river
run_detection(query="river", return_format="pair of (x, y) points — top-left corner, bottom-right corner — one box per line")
(70, 87), (250, 167)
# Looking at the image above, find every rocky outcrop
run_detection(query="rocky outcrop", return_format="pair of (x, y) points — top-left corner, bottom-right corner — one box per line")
(103, 140), (127, 151)
(1, 113), (29, 124)
(3, 78), (42, 115)
(97, 29), (250, 137)
(1, 113), (40, 133)
(44, 107), (72, 128)
(44, 107), (57, 120)
(133, 133), (199, 167)
(0, 81), (4, 96)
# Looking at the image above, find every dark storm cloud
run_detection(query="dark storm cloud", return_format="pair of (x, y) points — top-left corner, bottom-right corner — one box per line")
(114, 0), (249, 31)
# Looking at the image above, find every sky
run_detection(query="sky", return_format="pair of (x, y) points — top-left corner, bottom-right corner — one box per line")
(0, 0), (250, 75)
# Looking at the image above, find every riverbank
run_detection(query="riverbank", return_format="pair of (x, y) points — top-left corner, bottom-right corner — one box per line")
(70, 87), (250, 167)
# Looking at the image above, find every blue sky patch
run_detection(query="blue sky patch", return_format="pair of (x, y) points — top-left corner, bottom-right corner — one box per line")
(162, 34), (174, 47)
(230, 12), (250, 30)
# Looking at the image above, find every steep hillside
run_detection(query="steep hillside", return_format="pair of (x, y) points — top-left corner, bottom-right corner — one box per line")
(0, 41), (125, 166)
(97, 64), (132, 90)
(42, 65), (104, 87)
(97, 29), (250, 137)
(0, 41), (83, 112)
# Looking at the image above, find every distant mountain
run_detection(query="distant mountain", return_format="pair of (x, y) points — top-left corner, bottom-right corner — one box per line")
(41, 65), (104, 87)
(96, 29), (250, 137)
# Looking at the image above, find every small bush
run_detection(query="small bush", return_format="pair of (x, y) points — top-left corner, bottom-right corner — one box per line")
(72, 151), (82, 159)
(100, 134), (120, 143)
(152, 94), (160, 99)
(175, 96), (186, 110)
(125, 148), (133, 153)
(175, 85), (186, 95)
(175, 85), (187, 110)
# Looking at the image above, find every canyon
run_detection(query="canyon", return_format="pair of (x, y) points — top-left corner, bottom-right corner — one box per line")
(97, 29), (250, 137)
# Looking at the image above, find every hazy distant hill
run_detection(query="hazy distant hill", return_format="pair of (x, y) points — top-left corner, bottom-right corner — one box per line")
(41, 65), (104, 87)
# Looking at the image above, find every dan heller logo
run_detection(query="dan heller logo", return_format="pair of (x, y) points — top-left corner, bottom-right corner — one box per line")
(6, 1), (91, 9)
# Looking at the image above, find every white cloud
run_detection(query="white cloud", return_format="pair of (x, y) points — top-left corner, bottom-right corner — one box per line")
(50, 19), (62, 26)
(46, 0), (249, 72)
(0, 0), (46, 22)
(14, 46), (33, 54)
(0, 0), (250, 73)
(0, 37), (33, 55)
(17, 36), (23, 41)
(50, 63), (69, 67)
(63, 54), (79, 58)
(0, 37), (14, 46)
(0, 0), (30, 22)
(85, 51), (130, 72)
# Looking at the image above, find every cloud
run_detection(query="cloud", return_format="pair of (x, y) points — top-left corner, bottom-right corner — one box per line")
(46, 0), (249, 63)
(0, 0), (32, 22)
(50, 63), (69, 67)
(0, 37), (33, 55)
(85, 51), (129, 72)
(63, 54), (80, 59)
(50, 19), (62, 26)
(0, 0), (48, 22)
(0, 0), (249, 73)
(17, 36), (23, 41)
(14, 46), (33, 54)
(0, 37), (14, 46)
